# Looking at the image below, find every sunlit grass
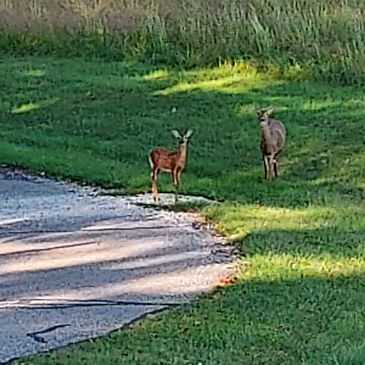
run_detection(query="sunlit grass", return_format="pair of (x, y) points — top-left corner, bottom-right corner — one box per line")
(11, 98), (60, 115)
(244, 254), (365, 281)
(24, 69), (46, 77)
(206, 203), (336, 235)
(154, 63), (277, 95)
(143, 69), (170, 81)
(12, 102), (40, 114)
(206, 201), (365, 279)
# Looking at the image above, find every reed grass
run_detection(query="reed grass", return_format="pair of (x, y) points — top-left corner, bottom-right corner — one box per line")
(0, 0), (364, 84)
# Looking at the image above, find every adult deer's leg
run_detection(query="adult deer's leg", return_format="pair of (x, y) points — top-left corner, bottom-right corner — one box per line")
(151, 167), (160, 202)
(268, 154), (275, 181)
(263, 155), (269, 180)
(273, 159), (278, 177)
(274, 151), (281, 178)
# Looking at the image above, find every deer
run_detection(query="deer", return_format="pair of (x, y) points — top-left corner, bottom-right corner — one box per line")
(256, 106), (286, 180)
(149, 129), (193, 204)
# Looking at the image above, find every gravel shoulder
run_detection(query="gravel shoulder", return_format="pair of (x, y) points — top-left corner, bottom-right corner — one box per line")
(0, 168), (236, 363)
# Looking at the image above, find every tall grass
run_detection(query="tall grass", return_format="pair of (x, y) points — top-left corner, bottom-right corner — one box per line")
(0, 0), (364, 85)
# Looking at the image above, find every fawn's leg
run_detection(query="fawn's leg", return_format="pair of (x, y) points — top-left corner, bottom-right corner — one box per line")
(177, 167), (183, 188)
(172, 168), (179, 204)
(177, 167), (183, 182)
(176, 167), (183, 203)
(151, 168), (160, 202)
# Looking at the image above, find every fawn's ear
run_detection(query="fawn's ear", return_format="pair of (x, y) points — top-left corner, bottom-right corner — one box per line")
(185, 129), (193, 138)
(171, 129), (181, 139)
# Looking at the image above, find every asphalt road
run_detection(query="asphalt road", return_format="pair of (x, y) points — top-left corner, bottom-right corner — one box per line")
(0, 169), (234, 363)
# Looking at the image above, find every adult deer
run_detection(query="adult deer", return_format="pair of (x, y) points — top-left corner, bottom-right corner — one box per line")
(256, 106), (286, 180)
(149, 129), (193, 204)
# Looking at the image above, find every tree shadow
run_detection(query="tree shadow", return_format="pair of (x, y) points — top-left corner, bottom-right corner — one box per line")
(0, 211), (232, 304)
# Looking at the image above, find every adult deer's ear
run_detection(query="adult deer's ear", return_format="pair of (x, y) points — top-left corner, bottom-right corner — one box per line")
(266, 106), (274, 115)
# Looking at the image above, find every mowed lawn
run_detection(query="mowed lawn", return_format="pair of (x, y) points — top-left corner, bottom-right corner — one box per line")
(2, 58), (365, 365)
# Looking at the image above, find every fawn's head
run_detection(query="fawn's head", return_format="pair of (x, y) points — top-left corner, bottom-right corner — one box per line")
(171, 129), (193, 145)
(256, 106), (274, 127)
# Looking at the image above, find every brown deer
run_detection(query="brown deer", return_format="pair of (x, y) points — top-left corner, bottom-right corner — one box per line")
(256, 106), (286, 180)
(149, 129), (193, 203)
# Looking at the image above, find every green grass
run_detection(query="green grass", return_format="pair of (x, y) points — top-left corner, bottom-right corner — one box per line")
(2, 57), (365, 364)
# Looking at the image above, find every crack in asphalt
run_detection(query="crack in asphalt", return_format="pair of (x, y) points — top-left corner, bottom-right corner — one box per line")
(1, 298), (185, 310)
(27, 324), (71, 343)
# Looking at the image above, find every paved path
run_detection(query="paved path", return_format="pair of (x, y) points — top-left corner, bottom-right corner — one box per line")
(0, 169), (234, 363)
